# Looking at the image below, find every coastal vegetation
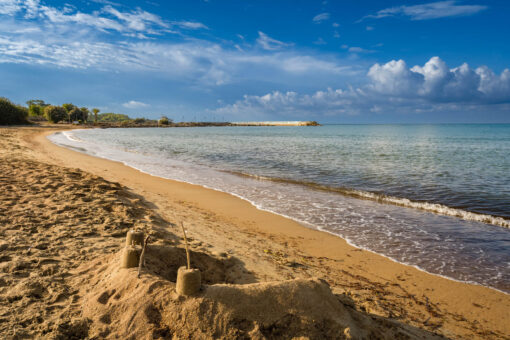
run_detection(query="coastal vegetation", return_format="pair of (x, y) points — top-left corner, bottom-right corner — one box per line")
(0, 96), (163, 126)
(0, 97), (28, 125)
(44, 105), (68, 123)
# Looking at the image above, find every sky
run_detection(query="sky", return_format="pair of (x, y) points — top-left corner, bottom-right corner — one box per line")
(0, 0), (509, 123)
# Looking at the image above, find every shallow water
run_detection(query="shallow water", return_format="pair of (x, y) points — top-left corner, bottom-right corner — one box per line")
(48, 125), (510, 293)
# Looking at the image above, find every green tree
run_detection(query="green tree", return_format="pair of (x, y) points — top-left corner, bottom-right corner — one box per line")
(0, 97), (28, 125)
(62, 103), (76, 113)
(44, 106), (68, 123)
(80, 107), (90, 122)
(69, 108), (87, 122)
(26, 99), (49, 108)
(97, 113), (131, 122)
(28, 105), (43, 117)
(158, 116), (171, 125)
(92, 108), (100, 123)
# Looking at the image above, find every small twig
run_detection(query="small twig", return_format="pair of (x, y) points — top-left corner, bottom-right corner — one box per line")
(180, 222), (191, 270)
(137, 235), (150, 278)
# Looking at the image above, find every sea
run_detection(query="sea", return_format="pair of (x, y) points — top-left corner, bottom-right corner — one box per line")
(48, 124), (510, 293)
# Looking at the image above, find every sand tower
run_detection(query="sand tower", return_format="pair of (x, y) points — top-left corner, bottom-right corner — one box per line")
(121, 229), (144, 268)
(176, 222), (201, 296)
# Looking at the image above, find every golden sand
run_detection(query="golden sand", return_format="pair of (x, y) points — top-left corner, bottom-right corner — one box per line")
(0, 126), (508, 339)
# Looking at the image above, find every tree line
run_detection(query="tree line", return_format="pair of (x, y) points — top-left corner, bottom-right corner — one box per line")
(0, 96), (173, 126)
(26, 99), (100, 124)
(0, 97), (101, 125)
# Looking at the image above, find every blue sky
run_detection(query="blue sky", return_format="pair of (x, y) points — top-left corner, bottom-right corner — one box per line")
(0, 0), (509, 123)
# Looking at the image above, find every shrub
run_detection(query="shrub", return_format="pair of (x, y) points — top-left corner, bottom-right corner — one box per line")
(0, 97), (28, 125)
(158, 116), (170, 125)
(44, 105), (68, 123)
(28, 105), (44, 117)
(69, 108), (86, 122)
(134, 118), (146, 124)
(97, 113), (131, 122)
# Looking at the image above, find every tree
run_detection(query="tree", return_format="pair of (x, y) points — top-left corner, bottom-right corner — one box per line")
(92, 108), (100, 123)
(44, 106), (68, 123)
(62, 103), (76, 113)
(69, 108), (86, 122)
(28, 105), (43, 117)
(158, 116), (172, 125)
(96, 113), (131, 122)
(26, 99), (49, 108)
(0, 97), (28, 125)
(80, 107), (90, 122)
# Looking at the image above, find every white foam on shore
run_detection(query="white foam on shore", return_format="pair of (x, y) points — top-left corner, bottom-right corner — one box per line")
(345, 189), (510, 229)
(230, 172), (510, 229)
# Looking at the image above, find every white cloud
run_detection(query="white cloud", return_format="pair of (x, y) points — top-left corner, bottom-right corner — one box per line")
(0, 26), (354, 86)
(0, 0), (207, 37)
(214, 57), (510, 118)
(102, 5), (167, 31)
(313, 12), (330, 23)
(123, 100), (149, 109)
(348, 46), (375, 53)
(0, 0), (21, 15)
(256, 31), (291, 51)
(362, 1), (487, 21)
(173, 21), (208, 30)
(368, 57), (510, 102)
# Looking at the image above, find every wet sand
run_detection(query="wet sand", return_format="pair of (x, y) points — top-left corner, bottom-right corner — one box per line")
(1, 125), (508, 339)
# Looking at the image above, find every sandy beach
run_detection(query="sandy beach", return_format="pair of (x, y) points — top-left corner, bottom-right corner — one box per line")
(0, 125), (509, 339)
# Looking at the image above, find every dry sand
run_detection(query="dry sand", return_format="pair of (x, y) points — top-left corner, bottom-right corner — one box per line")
(0, 125), (509, 339)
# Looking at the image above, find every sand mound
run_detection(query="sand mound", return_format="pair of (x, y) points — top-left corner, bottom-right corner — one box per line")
(0, 157), (167, 338)
(77, 246), (442, 339)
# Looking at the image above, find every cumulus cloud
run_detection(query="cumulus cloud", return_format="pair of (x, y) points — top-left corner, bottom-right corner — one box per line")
(256, 31), (291, 50)
(362, 1), (487, 21)
(214, 57), (510, 118)
(368, 57), (510, 103)
(123, 100), (149, 109)
(312, 12), (330, 23)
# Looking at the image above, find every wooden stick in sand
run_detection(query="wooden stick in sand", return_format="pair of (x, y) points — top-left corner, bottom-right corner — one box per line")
(137, 235), (150, 278)
(180, 221), (191, 270)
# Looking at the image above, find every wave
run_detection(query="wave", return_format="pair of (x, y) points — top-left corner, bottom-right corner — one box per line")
(224, 170), (510, 229)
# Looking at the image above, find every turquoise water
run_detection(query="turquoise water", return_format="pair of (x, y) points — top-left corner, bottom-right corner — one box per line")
(49, 124), (510, 293)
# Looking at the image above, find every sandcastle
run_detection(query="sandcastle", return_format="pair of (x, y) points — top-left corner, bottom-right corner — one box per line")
(120, 224), (202, 296)
(121, 229), (144, 268)
(126, 229), (144, 247)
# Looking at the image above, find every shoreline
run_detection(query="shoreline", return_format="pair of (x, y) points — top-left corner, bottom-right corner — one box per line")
(18, 126), (510, 338)
(49, 128), (509, 294)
